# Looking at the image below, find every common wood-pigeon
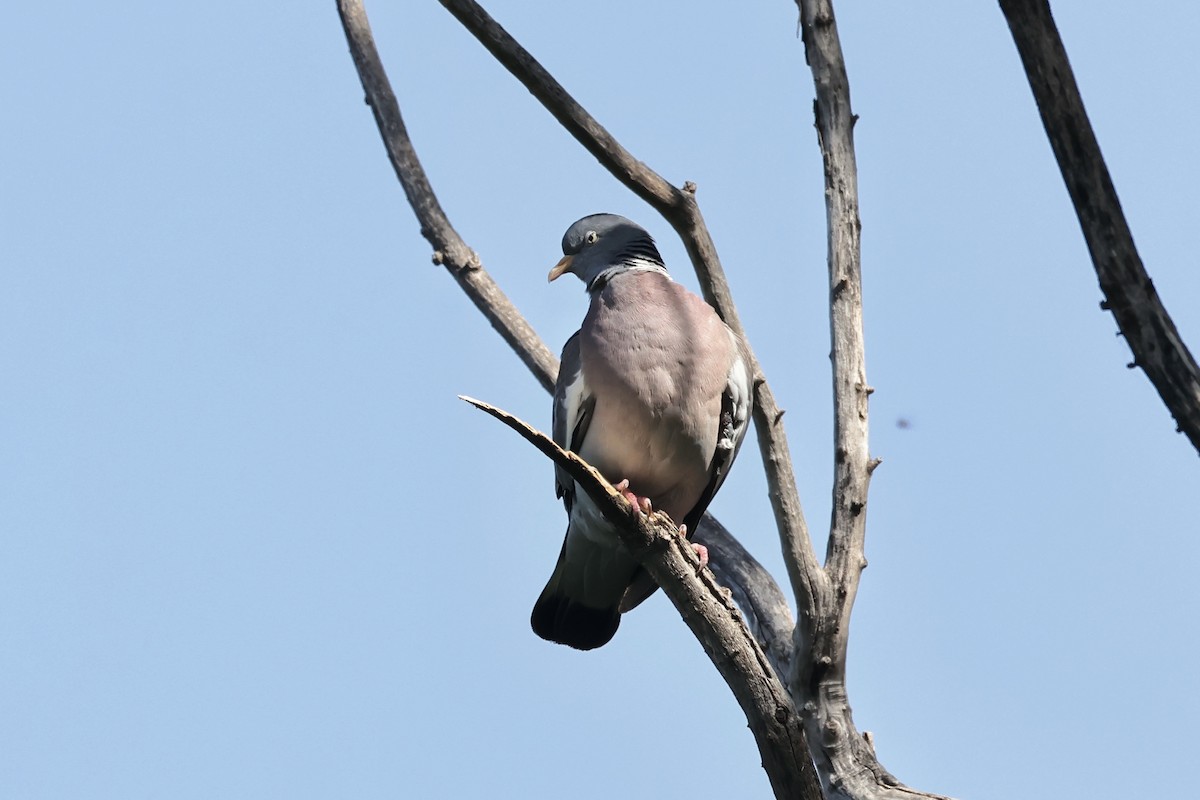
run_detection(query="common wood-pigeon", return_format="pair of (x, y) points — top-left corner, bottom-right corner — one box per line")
(532, 214), (752, 650)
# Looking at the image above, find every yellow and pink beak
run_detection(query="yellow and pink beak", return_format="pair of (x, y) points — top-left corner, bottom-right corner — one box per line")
(547, 254), (574, 282)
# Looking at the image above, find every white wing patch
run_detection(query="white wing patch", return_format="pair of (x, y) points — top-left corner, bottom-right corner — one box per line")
(561, 367), (591, 453)
(719, 328), (752, 452)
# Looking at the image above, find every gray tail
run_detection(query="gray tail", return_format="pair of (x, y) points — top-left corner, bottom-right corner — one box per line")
(531, 527), (640, 650)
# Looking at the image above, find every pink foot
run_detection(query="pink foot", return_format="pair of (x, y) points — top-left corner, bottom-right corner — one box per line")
(676, 524), (708, 571)
(613, 479), (653, 516)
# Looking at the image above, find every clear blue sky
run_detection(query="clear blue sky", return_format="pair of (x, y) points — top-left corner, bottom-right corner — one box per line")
(3, 2), (1198, 798)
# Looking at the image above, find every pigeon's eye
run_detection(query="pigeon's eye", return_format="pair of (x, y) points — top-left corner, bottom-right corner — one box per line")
(584, 230), (598, 245)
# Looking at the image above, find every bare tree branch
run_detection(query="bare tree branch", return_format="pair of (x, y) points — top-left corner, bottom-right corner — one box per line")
(794, 0), (872, 669)
(1000, 0), (1200, 454)
(437, 0), (824, 627)
(459, 396), (822, 800)
(791, 2), (951, 798)
(696, 513), (795, 681)
(337, 0), (559, 393)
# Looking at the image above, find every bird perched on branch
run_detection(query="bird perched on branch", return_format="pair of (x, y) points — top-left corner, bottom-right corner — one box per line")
(533, 214), (751, 650)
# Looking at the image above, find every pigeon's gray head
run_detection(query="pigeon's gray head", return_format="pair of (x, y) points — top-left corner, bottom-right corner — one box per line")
(548, 214), (666, 291)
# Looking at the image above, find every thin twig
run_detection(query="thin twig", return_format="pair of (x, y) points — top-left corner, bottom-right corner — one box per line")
(337, 0), (558, 392)
(1000, 0), (1200, 454)
(437, 0), (823, 640)
(459, 396), (821, 800)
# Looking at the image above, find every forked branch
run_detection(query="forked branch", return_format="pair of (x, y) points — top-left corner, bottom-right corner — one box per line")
(338, 0), (951, 796)
(792, 1), (951, 797)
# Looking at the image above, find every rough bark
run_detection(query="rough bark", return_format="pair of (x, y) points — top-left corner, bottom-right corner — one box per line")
(1000, 0), (1200, 454)
(791, 2), (951, 798)
(697, 513), (796, 681)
